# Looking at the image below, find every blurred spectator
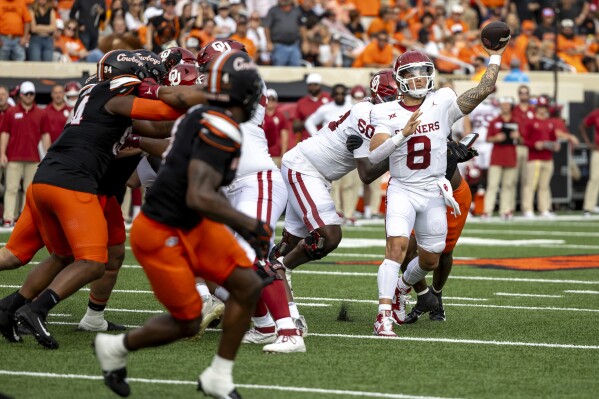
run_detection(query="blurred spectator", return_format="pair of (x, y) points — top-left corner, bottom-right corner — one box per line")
(318, 33), (343, 67)
(293, 73), (331, 143)
(534, 8), (557, 41)
(503, 58), (530, 82)
(57, 0), (74, 23)
(175, 1), (200, 19)
(352, 0), (381, 18)
(471, 55), (487, 81)
(199, 0), (215, 21)
(506, 0), (540, 22)
(189, 19), (216, 49)
(557, 18), (588, 72)
(144, 0), (164, 21)
(264, 0), (303, 66)
(28, 0), (56, 62)
(56, 19), (89, 61)
(484, 96), (520, 219)
(346, 9), (365, 41)
(125, 0), (147, 42)
(392, 20), (417, 54)
(42, 84), (70, 146)
(0, 82), (47, 227)
(460, 0), (479, 31)
(445, 4), (469, 34)
(525, 39), (543, 70)
(247, 11), (269, 64)
(0, 0), (32, 61)
(352, 30), (394, 68)
(69, 0), (106, 50)
(230, 16), (257, 61)
(184, 36), (201, 57)
(514, 20), (539, 56)
(0, 86), (11, 126)
(367, 6), (396, 38)
(416, 12), (444, 49)
(229, 0), (246, 23)
(521, 98), (560, 218)
(298, 0), (318, 32)
(560, 0), (590, 26)
(146, 0), (180, 53)
(580, 106), (599, 216)
(246, 0), (277, 19)
(103, 0), (127, 35)
(321, 8), (353, 38)
(214, 1), (236, 39)
(512, 84), (534, 203)
(263, 88), (288, 167)
(96, 15), (142, 58)
(305, 83), (350, 136)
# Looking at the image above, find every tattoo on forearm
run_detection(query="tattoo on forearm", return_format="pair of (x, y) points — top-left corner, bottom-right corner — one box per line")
(456, 64), (500, 115)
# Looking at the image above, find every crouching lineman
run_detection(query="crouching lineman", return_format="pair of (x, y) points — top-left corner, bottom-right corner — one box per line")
(368, 45), (505, 336)
(94, 51), (268, 399)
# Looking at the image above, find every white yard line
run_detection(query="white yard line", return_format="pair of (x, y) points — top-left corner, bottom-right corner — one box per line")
(563, 290), (599, 294)
(494, 292), (563, 298)
(446, 303), (599, 313)
(0, 370), (461, 399)
(462, 229), (599, 237)
(295, 296), (488, 303)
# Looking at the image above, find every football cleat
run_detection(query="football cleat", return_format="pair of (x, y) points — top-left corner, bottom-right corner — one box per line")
(391, 286), (411, 325)
(197, 366), (241, 399)
(94, 333), (130, 397)
(263, 329), (306, 353)
(404, 290), (440, 324)
(373, 310), (396, 337)
(15, 305), (58, 349)
(293, 315), (308, 338)
(0, 308), (22, 343)
(198, 295), (225, 337)
(242, 325), (276, 344)
(429, 289), (446, 321)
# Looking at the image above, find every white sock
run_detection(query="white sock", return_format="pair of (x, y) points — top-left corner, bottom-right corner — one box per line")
(214, 286), (229, 302)
(288, 302), (300, 319)
(397, 276), (411, 294)
(84, 308), (104, 318)
(378, 303), (391, 313)
(211, 354), (233, 376)
(432, 286), (442, 294)
(275, 316), (295, 330)
(416, 287), (429, 296)
(403, 257), (429, 286)
(252, 313), (275, 328)
(364, 205), (372, 219)
(377, 258), (400, 300)
(195, 283), (210, 299)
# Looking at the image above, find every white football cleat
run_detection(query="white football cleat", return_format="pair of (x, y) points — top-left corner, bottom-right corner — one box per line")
(373, 311), (396, 337)
(198, 295), (225, 336)
(293, 315), (308, 337)
(242, 325), (277, 344)
(198, 366), (240, 399)
(93, 333), (130, 397)
(391, 286), (411, 325)
(263, 329), (306, 353)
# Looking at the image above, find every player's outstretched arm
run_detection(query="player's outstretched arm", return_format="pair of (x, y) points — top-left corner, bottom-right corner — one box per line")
(368, 109), (422, 164)
(456, 44), (507, 115)
(356, 158), (389, 184)
(105, 95), (183, 121)
(137, 78), (206, 108)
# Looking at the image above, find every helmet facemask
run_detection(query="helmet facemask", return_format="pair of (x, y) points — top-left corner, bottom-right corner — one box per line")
(395, 63), (435, 99)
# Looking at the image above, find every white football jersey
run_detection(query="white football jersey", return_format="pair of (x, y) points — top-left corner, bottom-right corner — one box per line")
(468, 100), (499, 142)
(370, 88), (464, 187)
(284, 100), (374, 181)
(304, 99), (352, 136)
(236, 83), (278, 177)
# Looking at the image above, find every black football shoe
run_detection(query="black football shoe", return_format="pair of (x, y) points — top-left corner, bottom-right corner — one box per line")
(429, 289), (446, 321)
(403, 290), (439, 324)
(0, 308), (22, 343)
(14, 305), (58, 349)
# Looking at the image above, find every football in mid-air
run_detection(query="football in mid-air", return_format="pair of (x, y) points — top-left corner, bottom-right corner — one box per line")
(481, 21), (511, 50)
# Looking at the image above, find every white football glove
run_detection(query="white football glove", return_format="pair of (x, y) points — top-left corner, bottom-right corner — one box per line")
(437, 178), (461, 218)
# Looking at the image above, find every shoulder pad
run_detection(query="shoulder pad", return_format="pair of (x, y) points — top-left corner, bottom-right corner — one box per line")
(198, 110), (241, 152)
(110, 75), (141, 95)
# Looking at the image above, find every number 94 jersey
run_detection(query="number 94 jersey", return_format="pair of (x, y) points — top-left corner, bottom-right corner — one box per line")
(292, 100), (374, 181)
(370, 88), (464, 188)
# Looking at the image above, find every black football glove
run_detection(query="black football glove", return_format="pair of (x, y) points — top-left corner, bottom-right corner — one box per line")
(346, 135), (364, 153)
(447, 140), (470, 162)
(254, 260), (276, 287)
(463, 147), (479, 162)
(241, 221), (273, 259)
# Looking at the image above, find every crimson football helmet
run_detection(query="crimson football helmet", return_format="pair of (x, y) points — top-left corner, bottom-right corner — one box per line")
(163, 64), (203, 86)
(197, 39), (247, 72)
(393, 51), (435, 99)
(369, 70), (398, 104)
(159, 47), (197, 72)
(64, 81), (82, 107)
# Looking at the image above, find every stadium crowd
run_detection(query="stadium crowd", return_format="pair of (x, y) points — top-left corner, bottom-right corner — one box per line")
(1, 0), (599, 72)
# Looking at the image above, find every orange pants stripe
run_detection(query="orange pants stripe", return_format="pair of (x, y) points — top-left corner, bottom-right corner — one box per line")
(444, 178), (472, 254)
(130, 211), (252, 320)
(31, 183), (108, 263)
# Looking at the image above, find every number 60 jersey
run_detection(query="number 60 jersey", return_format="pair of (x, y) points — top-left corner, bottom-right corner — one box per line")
(285, 100), (374, 181)
(370, 88), (464, 188)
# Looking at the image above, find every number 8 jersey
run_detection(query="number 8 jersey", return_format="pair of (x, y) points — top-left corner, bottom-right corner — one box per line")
(370, 87), (464, 188)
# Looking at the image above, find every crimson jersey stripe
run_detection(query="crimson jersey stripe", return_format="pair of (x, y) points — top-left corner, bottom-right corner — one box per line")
(266, 170), (273, 224)
(296, 172), (325, 228)
(287, 169), (315, 231)
(257, 171), (264, 221)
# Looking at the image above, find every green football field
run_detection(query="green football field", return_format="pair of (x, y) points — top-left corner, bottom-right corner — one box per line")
(1, 215), (599, 399)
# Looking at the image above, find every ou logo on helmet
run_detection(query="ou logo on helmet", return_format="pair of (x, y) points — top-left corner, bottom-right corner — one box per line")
(370, 74), (380, 93)
(168, 68), (181, 86)
(160, 49), (171, 61)
(212, 41), (232, 53)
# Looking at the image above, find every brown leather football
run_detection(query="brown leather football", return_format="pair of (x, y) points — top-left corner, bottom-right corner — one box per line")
(481, 21), (511, 50)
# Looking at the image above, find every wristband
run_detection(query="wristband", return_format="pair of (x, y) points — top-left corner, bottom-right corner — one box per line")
(489, 54), (501, 66)
(391, 131), (408, 147)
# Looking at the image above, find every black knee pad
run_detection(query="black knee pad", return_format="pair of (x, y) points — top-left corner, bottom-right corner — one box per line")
(302, 230), (326, 260)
